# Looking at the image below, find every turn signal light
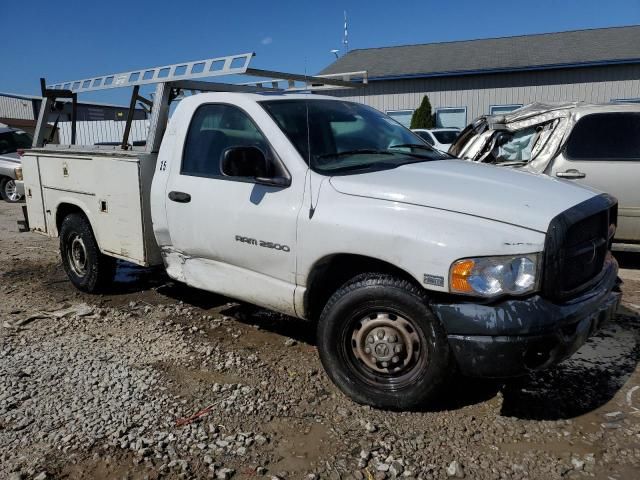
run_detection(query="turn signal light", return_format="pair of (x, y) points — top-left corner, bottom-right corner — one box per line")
(450, 259), (475, 293)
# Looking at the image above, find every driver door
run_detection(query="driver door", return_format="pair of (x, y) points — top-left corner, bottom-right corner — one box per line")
(164, 103), (302, 314)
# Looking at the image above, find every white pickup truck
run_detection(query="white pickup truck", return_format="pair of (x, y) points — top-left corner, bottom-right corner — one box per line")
(22, 55), (621, 409)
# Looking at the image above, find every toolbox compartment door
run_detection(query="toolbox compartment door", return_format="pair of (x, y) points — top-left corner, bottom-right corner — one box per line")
(22, 153), (48, 234)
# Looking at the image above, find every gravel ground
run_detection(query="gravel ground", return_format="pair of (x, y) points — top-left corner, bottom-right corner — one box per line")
(1, 200), (640, 480)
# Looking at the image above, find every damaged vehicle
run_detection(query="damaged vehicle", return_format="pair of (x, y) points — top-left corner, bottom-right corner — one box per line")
(21, 58), (621, 409)
(450, 102), (640, 251)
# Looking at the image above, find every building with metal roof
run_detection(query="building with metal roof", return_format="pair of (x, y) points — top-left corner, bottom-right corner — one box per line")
(320, 25), (640, 129)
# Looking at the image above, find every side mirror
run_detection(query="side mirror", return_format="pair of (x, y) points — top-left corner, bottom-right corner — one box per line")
(220, 146), (290, 187)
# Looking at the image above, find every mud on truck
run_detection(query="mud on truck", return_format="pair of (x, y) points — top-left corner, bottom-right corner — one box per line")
(21, 54), (621, 409)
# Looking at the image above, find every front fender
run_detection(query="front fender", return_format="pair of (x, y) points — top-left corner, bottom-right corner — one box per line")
(0, 159), (20, 178)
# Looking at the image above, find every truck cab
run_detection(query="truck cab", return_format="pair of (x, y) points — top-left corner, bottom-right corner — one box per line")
(22, 57), (621, 409)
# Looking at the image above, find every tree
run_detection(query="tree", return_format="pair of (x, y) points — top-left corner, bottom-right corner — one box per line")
(410, 95), (435, 129)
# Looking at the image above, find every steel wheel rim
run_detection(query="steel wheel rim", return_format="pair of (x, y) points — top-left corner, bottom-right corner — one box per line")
(5, 180), (19, 201)
(344, 310), (427, 389)
(67, 234), (88, 277)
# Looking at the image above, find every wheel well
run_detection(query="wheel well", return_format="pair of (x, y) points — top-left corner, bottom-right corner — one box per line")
(304, 254), (419, 321)
(56, 203), (86, 231)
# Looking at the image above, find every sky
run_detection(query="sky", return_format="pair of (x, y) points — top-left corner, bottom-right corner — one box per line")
(3, 0), (640, 105)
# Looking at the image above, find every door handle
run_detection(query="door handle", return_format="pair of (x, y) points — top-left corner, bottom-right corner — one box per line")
(556, 169), (586, 179)
(168, 191), (191, 203)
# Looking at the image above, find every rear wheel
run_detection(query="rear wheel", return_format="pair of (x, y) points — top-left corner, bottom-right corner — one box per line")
(317, 273), (452, 410)
(0, 178), (22, 203)
(59, 213), (116, 293)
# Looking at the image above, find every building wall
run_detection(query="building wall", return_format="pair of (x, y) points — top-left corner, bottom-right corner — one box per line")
(327, 63), (640, 126)
(0, 94), (35, 121)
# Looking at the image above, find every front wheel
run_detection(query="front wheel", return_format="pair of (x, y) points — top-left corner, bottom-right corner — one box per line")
(317, 273), (452, 410)
(1, 178), (22, 203)
(59, 213), (116, 293)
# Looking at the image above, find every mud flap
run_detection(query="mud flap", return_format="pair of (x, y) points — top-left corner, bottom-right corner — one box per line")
(17, 205), (30, 233)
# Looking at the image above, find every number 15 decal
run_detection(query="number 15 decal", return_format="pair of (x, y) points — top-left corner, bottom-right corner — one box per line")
(159, 160), (167, 171)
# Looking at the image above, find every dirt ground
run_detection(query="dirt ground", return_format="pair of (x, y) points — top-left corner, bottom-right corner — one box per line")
(1, 200), (640, 480)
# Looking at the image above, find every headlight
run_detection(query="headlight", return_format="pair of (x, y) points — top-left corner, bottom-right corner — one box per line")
(14, 166), (23, 181)
(450, 254), (540, 297)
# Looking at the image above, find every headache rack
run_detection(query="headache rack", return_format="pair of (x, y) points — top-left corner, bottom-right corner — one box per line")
(34, 52), (367, 152)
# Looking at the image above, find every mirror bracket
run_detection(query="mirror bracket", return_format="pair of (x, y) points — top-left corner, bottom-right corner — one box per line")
(255, 176), (291, 188)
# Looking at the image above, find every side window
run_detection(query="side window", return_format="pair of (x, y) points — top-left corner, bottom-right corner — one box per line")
(12, 131), (33, 149)
(0, 133), (12, 154)
(566, 112), (640, 161)
(435, 107), (467, 129)
(182, 104), (271, 177)
(415, 131), (435, 145)
(386, 110), (414, 128)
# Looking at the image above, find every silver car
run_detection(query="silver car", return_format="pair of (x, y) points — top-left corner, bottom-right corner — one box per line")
(450, 102), (640, 250)
(0, 126), (31, 203)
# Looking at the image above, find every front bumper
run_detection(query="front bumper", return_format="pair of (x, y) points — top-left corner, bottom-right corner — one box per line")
(431, 256), (621, 377)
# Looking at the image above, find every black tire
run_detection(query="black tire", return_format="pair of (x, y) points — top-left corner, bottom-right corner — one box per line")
(59, 213), (116, 293)
(0, 177), (22, 203)
(317, 273), (452, 410)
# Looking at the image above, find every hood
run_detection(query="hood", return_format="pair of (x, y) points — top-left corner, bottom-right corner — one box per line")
(0, 152), (20, 163)
(329, 159), (597, 232)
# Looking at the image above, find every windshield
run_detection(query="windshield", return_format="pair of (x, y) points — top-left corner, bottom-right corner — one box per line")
(0, 130), (32, 155)
(260, 99), (447, 175)
(432, 130), (459, 144)
(480, 121), (557, 165)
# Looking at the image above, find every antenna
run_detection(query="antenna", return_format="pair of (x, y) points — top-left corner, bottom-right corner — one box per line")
(343, 11), (349, 54)
(330, 49), (340, 59)
(303, 59), (315, 218)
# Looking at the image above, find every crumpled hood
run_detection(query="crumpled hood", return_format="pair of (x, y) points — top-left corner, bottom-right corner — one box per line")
(329, 159), (598, 232)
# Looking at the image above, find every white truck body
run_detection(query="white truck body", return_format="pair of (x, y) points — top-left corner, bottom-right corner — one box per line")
(21, 58), (621, 409)
(22, 148), (161, 266)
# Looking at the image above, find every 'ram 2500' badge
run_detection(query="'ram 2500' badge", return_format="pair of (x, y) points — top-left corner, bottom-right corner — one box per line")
(235, 235), (290, 252)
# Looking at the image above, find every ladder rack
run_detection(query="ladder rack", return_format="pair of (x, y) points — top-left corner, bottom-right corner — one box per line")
(240, 70), (368, 91)
(34, 52), (367, 152)
(47, 53), (255, 93)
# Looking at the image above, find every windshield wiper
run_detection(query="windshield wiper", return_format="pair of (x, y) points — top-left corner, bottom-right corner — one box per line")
(389, 143), (434, 151)
(497, 161), (528, 167)
(387, 143), (451, 157)
(317, 149), (392, 159)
